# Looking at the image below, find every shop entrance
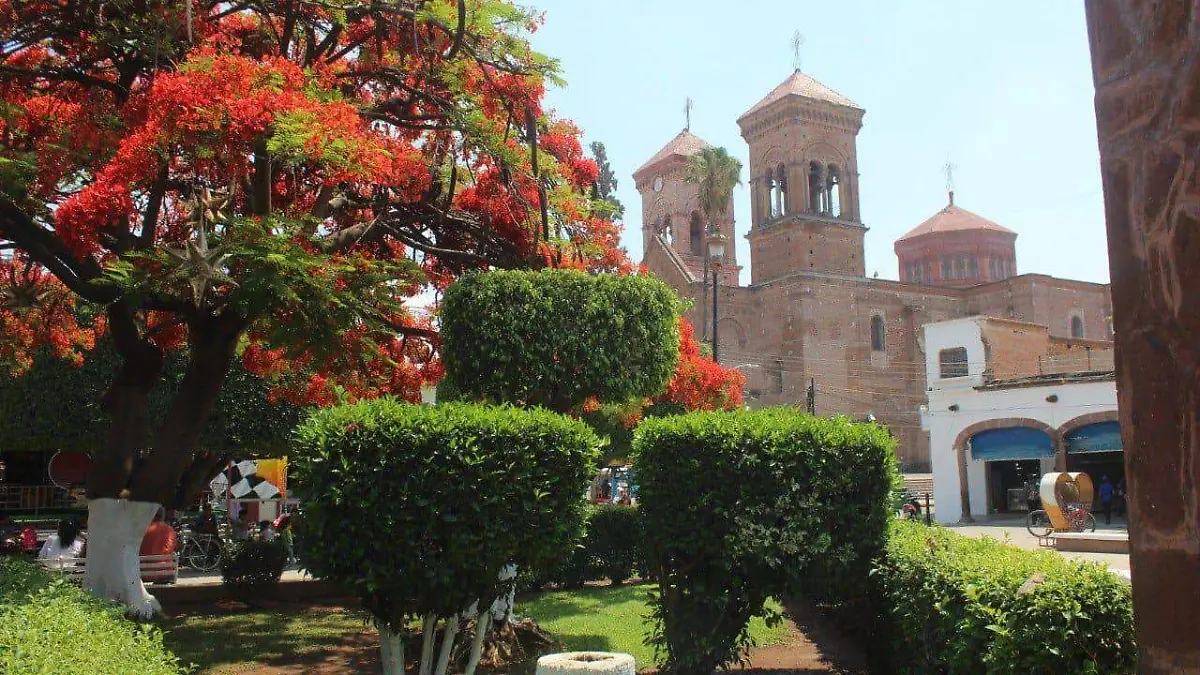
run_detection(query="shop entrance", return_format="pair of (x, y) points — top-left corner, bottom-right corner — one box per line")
(969, 426), (1056, 516)
(986, 459), (1042, 513)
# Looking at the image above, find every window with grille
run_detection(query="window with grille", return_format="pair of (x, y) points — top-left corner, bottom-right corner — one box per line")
(939, 347), (969, 378)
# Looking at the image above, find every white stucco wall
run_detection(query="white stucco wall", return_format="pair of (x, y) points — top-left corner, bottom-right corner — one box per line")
(922, 319), (1118, 523)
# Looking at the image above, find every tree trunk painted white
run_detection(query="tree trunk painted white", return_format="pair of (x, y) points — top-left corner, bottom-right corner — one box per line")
(493, 563), (518, 622)
(84, 498), (161, 619)
(433, 613), (461, 675)
(418, 613), (437, 675)
(376, 621), (406, 675)
(463, 614), (491, 675)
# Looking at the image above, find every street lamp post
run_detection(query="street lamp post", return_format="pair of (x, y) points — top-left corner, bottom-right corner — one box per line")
(707, 229), (727, 364)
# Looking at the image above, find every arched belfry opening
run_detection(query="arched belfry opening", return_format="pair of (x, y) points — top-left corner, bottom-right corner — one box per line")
(775, 164), (788, 217)
(827, 164), (842, 218)
(808, 161), (823, 214)
(689, 211), (703, 256)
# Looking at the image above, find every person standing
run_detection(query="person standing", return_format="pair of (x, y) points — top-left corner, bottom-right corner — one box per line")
(1097, 475), (1115, 525)
(194, 502), (220, 537)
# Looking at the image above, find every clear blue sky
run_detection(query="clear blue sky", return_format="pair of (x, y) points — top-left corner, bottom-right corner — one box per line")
(529, 1), (1110, 286)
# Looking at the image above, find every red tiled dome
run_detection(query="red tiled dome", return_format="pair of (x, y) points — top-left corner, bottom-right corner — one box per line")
(738, 70), (861, 121)
(897, 202), (1015, 241)
(633, 129), (711, 178)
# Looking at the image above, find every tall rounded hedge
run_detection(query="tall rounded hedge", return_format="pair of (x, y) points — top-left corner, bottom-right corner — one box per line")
(439, 270), (680, 412)
(290, 399), (601, 631)
(634, 410), (897, 675)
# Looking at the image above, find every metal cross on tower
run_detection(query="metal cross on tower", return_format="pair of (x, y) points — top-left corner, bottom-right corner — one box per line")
(685, 97), (694, 131)
(791, 31), (805, 71)
(943, 158), (957, 205)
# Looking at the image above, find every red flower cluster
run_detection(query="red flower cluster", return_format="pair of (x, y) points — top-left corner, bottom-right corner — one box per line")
(659, 318), (746, 411)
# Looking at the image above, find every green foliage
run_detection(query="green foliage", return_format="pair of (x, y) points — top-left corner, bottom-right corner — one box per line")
(291, 399), (601, 632)
(589, 141), (625, 220)
(586, 504), (642, 585)
(873, 522), (1135, 675)
(578, 404), (637, 464)
(220, 539), (288, 598)
(439, 270), (680, 412)
(0, 558), (182, 674)
(634, 410), (896, 675)
(0, 342), (302, 456)
(530, 504), (643, 589)
(684, 147), (743, 224)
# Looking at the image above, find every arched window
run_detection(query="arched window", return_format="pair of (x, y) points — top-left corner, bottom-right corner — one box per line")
(968, 257), (979, 279)
(776, 164), (788, 216)
(870, 315), (886, 351)
(1071, 315), (1085, 339)
(659, 215), (673, 246)
(689, 212), (703, 256)
(826, 164), (841, 217)
(808, 162), (823, 213)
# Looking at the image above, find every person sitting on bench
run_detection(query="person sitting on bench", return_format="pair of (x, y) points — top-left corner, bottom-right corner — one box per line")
(38, 518), (84, 561)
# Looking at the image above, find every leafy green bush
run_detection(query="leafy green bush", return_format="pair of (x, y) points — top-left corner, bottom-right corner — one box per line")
(587, 504), (642, 585)
(439, 270), (680, 412)
(0, 557), (182, 674)
(635, 410), (896, 675)
(220, 539), (288, 597)
(292, 399), (600, 633)
(521, 504), (643, 589)
(874, 522), (1134, 674)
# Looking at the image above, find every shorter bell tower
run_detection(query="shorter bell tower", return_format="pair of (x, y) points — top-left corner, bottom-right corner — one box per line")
(633, 128), (739, 283)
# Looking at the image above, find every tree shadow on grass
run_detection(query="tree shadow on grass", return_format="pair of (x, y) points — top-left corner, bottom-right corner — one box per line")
(163, 606), (372, 673)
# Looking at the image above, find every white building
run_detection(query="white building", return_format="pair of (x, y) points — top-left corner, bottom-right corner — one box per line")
(922, 317), (1122, 523)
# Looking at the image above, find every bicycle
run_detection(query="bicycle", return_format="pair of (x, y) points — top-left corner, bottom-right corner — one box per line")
(1026, 504), (1096, 538)
(178, 531), (222, 572)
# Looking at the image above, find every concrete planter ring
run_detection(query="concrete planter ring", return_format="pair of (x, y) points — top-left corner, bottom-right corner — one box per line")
(535, 652), (636, 675)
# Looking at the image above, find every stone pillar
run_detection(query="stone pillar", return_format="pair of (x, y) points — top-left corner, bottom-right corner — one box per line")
(956, 443), (974, 523)
(1085, 2), (1200, 671)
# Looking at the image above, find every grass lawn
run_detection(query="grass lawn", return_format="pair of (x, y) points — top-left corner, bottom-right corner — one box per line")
(518, 584), (787, 668)
(164, 605), (374, 674)
(164, 584), (788, 673)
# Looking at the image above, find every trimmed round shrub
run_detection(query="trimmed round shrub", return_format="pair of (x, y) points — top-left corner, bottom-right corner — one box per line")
(0, 558), (181, 674)
(220, 539), (288, 597)
(634, 410), (896, 675)
(291, 400), (600, 632)
(439, 270), (680, 412)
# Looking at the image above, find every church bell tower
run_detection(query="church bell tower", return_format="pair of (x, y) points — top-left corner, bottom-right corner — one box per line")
(738, 69), (866, 283)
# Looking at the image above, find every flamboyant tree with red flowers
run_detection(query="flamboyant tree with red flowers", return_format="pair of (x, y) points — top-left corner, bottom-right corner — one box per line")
(0, 0), (628, 614)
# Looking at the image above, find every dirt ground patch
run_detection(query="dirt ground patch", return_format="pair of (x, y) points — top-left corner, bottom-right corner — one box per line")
(164, 597), (866, 675)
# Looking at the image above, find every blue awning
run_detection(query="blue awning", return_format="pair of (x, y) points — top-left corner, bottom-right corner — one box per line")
(970, 427), (1054, 461)
(1065, 421), (1123, 454)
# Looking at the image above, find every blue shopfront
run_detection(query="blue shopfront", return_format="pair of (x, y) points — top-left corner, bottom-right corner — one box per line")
(1064, 421), (1125, 501)
(970, 427), (1056, 513)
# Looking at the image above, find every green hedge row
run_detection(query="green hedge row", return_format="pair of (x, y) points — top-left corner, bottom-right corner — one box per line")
(635, 410), (897, 675)
(526, 504), (644, 589)
(874, 522), (1135, 674)
(0, 558), (182, 674)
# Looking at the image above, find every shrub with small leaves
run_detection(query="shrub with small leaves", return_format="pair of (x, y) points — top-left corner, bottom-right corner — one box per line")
(220, 539), (288, 598)
(0, 557), (182, 674)
(873, 521), (1134, 674)
(635, 410), (896, 675)
(440, 269), (680, 413)
(291, 399), (600, 634)
(586, 504), (642, 585)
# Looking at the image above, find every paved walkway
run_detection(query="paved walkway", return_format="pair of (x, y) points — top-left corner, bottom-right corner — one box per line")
(944, 517), (1131, 578)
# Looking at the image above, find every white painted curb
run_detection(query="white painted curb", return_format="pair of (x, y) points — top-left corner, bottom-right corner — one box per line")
(535, 652), (636, 675)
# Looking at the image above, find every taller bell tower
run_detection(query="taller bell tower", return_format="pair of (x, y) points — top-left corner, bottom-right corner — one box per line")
(738, 69), (866, 283)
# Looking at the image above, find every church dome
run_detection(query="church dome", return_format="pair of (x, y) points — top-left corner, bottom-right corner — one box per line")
(738, 69), (861, 122)
(633, 129), (712, 179)
(897, 198), (1015, 241)
(894, 196), (1018, 288)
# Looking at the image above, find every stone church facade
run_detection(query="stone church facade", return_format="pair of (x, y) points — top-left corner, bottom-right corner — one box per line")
(634, 69), (1112, 469)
